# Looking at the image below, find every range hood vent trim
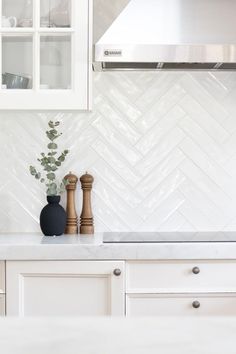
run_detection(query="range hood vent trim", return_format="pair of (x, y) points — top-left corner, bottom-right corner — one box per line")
(93, 62), (236, 71)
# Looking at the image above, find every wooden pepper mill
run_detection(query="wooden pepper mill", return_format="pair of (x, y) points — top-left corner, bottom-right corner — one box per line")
(64, 172), (78, 234)
(80, 172), (94, 234)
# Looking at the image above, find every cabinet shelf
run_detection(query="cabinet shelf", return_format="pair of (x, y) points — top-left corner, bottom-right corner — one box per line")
(0, 28), (74, 33)
(0, 28), (34, 33)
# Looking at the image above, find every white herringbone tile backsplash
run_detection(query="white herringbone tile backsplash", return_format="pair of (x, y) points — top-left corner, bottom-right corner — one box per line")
(1, 71), (236, 233)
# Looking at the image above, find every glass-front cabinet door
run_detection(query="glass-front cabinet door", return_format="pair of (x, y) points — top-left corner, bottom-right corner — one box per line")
(0, 0), (92, 110)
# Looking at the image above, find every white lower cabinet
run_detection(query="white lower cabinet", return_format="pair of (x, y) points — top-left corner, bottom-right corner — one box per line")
(126, 293), (236, 316)
(6, 259), (236, 317)
(6, 261), (125, 317)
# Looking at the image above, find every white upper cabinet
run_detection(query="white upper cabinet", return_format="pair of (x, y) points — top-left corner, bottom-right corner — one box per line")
(0, 0), (92, 110)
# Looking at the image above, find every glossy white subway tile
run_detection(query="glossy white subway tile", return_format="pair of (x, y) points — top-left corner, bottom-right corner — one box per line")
(1, 71), (236, 232)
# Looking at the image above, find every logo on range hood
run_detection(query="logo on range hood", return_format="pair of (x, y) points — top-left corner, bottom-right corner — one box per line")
(104, 49), (122, 57)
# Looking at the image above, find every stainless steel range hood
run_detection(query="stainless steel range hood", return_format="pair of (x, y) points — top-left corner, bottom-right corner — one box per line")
(94, 0), (236, 71)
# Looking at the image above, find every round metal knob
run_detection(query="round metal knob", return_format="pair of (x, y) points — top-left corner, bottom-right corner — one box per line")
(192, 266), (200, 274)
(192, 300), (200, 309)
(113, 268), (121, 276)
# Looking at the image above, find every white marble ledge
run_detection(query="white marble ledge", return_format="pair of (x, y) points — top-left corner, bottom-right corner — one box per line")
(0, 232), (236, 260)
(0, 317), (235, 354)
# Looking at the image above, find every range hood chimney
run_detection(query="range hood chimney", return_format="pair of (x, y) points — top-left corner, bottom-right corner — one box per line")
(94, 0), (236, 71)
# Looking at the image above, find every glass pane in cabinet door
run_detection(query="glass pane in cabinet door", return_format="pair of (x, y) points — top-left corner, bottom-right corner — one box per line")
(2, 0), (33, 28)
(40, 0), (71, 28)
(2, 36), (33, 89)
(40, 35), (71, 90)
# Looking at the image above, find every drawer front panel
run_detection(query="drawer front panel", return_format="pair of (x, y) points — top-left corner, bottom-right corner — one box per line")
(126, 293), (236, 317)
(0, 295), (5, 316)
(127, 261), (236, 292)
(0, 261), (5, 293)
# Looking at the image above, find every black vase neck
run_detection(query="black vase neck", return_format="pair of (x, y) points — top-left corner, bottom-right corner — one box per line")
(47, 195), (61, 204)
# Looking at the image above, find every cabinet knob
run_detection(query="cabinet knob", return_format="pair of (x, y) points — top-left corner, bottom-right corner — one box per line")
(113, 268), (121, 276)
(192, 266), (200, 274)
(192, 300), (200, 309)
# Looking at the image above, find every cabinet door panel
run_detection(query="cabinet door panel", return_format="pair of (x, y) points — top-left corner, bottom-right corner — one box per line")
(126, 293), (236, 317)
(6, 261), (125, 317)
(0, 295), (5, 316)
(40, 0), (71, 28)
(2, 0), (33, 27)
(40, 35), (71, 90)
(0, 261), (5, 293)
(2, 35), (33, 89)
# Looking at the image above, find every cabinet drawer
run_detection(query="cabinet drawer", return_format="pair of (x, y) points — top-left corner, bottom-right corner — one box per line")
(0, 295), (5, 316)
(126, 293), (236, 317)
(0, 261), (5, 293)
(127, 261), (236, 292)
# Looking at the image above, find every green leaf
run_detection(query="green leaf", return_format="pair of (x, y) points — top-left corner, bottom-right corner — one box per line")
(58, 155), (65, 162)
(44, 165), (52, 172)
(64, 150), (69, 155)
(29, 166), (37, 175)
(35, 173), (41, 180)
(48, 151), (57, 156)
(40, 178), (45, 183)
(48, 121), (54, 129)
(51, 165), (58, 171)
(48, 182), (57, 189)
(48, 143), (58, 150)
(58, 179), (68, 194)
(48, 157), (56, 164)
(46, 172), (56, 181)
(47, 182), (58, 196)
(46, 133), (54, 141)
(62, 177), (70, 186)
(55, 161), (61, 167)
(41, 157), (49, 164)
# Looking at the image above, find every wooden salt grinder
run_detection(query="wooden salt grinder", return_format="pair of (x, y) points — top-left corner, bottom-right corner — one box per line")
(64, 172), (78, 234)
(80, 172), (94, 234)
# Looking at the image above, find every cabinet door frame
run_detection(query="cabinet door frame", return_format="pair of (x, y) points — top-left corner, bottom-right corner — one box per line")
(6, 260), (125, 316)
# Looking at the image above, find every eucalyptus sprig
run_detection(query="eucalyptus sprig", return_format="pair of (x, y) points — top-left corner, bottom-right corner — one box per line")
(29, 120), (69, 196)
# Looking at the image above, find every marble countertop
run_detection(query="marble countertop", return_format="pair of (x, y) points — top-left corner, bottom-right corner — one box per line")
(0, 317), (235, 354)
(0, 232), (236, 260)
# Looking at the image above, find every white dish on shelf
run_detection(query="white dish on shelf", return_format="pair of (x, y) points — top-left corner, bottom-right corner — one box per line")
(2, 16), (17, 27)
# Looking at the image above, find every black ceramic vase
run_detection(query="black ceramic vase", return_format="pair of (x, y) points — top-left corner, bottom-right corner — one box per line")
(40, 196), (66, 236)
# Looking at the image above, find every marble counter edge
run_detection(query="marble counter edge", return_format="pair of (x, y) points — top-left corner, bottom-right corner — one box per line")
(0, 242), (236, 260)
(0, 233), (236, 260)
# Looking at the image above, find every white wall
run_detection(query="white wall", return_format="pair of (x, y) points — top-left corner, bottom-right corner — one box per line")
(1, 1), (236, 233)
